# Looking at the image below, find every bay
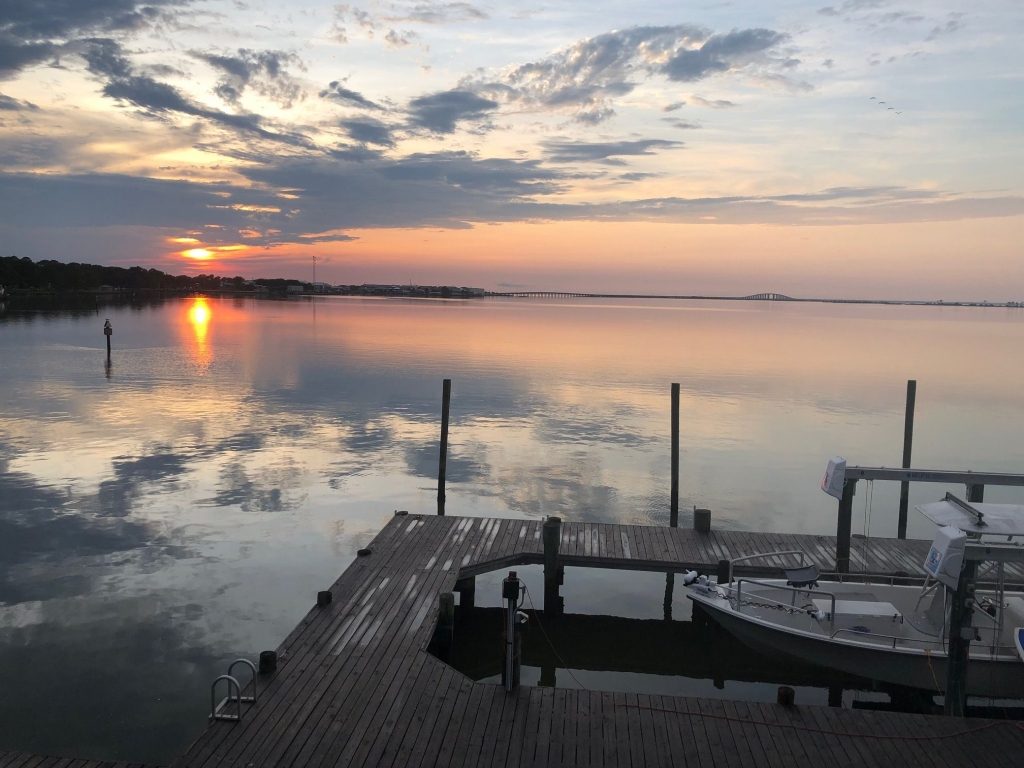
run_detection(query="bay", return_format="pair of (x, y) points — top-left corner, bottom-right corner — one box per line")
(1, 295), (1023, 761)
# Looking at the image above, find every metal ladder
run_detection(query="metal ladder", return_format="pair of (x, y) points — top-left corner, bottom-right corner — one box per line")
(210, 658), (258, 722)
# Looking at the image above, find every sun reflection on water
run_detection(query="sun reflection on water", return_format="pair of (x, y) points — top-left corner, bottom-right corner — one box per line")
(187, 297), (212, 369)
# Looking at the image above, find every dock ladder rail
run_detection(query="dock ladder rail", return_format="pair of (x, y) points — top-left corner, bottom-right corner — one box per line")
(210, 658), (259, 722)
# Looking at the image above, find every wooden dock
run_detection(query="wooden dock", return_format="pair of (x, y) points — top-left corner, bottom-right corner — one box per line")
(169, 514), (1024, 767)
(0, 752), (159, 768)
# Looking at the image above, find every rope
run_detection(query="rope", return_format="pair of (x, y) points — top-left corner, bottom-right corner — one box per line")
(861, 479), (874, 565)
(628, 703), (1024, 741)
(520, 585), (589, 691)
(923, 648), (943, 693)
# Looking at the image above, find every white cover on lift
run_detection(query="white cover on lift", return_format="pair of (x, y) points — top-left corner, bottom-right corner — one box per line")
(821, 457), (847, 500)
(923, 525), (967, 589)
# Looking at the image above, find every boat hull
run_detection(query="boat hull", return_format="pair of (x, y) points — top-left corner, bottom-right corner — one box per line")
(690, 591), (1024, 699)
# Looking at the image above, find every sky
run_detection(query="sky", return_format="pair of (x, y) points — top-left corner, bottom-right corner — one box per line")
(0, 0), (1021, 298)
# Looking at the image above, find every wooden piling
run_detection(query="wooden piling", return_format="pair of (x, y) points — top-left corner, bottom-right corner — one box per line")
(967, 483), (985, 503)
(944, 561), (978, 716)
(437, 378), (451, 516)
(542, 516), (563, 616)
(670, 382), (680, 527)
(897, 379), (916, 539)
(455, 576), (476, 611)
(436, 592), (455, 661)
(836, 479), (856, 574)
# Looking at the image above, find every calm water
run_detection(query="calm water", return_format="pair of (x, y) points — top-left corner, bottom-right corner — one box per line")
(2, 295), (1024, 761)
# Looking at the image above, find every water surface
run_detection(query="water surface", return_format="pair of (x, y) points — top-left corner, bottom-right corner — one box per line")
(2, 295), (1023, 761)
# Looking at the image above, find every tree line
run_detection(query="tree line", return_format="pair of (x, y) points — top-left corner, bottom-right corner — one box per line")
(0, 256), (306, 293)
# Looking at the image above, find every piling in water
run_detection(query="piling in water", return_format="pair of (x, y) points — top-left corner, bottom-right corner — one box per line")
(437, 378), (451, 516)
(670, 382), (680, 527)
(897, 379), (916, 538)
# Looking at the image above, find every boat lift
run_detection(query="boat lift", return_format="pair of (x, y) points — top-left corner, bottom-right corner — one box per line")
(917, 495), (1024, 716)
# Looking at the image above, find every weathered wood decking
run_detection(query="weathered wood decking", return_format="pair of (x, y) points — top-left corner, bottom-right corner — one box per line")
(172, 515), (1024, 767)
(0, 752), (158, 768)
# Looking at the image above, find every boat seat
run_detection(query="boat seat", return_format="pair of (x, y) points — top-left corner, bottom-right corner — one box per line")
(784, 564), (819, 588)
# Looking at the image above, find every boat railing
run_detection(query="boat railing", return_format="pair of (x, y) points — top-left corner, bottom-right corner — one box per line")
(731, 577), (836, 629)
(726, 550), (809, 585)
(829, 627), (931, 649)
(829, 627), (1016, 658)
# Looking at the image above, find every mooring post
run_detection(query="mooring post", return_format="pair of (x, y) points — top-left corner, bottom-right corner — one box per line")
(967, 483), (984, 503)
(693, 507), (711, 533)
(103, 319), (112, 362)
(258, 650), (277, 675)
(501, 572), (521, 692)
(827, 686), (842, 708)
(455, 576), (476, 611)
(437, 378), (451, 516)
(539, 662), (556, 688)
(944, 560), (978, 716)
(670, 382), (680, 527)
(437, 591), (455, 661)
(897, 379), (916, 539)
(835, 479), (856, 574)
(542, 516), (563, 616)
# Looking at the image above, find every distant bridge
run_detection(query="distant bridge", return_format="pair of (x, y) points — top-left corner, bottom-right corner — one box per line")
(488, 291), (797, 301)
(742, 292), (794, 301)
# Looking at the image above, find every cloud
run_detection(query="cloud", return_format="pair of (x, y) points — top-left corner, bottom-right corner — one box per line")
(384, 29), (417, 47)
(396, 3), (488, 24)
(195, 48), (305, 108)
(103, 73), (307, 145)
(926, 14), (965, 41)
(690, 95), (737, 108)
(5, 162), (1022, 251)
(663, 101), (685, 112)
(542, 138), (683, 165)
(407, 89), (497, 133)
(0, 36), (57, 78)
(320, 80), (384, 110)
(340, 117), (395, 146)
(0, 0), (187, 79)
(469, 25), (792, 125)
(79, 39), (311, 147)
(486, 26), (703, 124)
(662, 28), (788, 81)
(662, 118), (699, 129)
(0, 92), (38, 110)
(818, 1), (889, 17)
(335, 1), (487, 34)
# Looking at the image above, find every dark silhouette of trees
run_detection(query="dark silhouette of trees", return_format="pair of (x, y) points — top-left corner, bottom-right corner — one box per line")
(0, 256), (307, 294)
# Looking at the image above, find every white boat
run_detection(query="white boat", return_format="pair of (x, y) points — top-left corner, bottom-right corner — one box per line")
(687, 496), (1024, 699)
